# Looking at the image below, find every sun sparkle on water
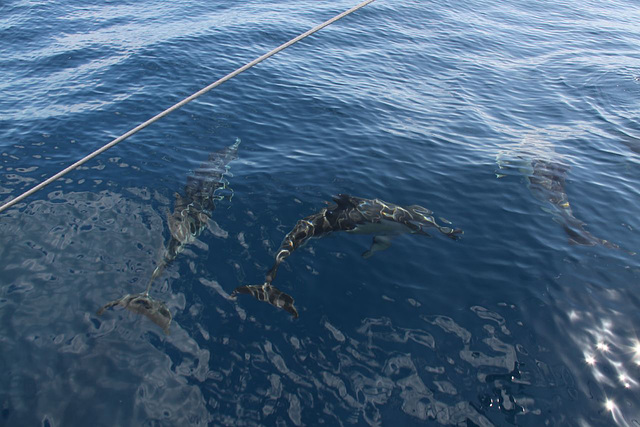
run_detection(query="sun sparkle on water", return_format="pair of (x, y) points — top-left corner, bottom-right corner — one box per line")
(605, 399), (615, 412)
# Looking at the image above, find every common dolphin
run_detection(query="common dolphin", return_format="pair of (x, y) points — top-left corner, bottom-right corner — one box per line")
(496, 150), (632, 253)
(97, 292), (172, 334)
(150, 137), (240, 284)
(98, 138), (241, 332)
(231, 194), (462, 317)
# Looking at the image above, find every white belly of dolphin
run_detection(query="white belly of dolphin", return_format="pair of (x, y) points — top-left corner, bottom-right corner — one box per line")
(348, 219), (411, 236)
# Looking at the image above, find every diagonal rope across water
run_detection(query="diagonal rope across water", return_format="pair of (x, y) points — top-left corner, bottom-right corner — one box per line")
(0, 0), (376, 214)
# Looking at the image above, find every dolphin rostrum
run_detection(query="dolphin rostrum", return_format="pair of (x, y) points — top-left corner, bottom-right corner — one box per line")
(231, 194), (462, 317)
(98, 138), (241, 332)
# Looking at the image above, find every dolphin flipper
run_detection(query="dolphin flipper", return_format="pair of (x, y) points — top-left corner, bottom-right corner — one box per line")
(208, 220), (229, 238)
(362, 235), (394, 258)
(231, 284), (298, 318)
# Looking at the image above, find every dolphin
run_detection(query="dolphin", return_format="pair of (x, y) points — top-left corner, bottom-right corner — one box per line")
(496, 151), (632, 253)
(231, 194), (462, 317)
(148, 137), (240, 284)
(98, 138), (241, 332)
(97, 291), (172, 334)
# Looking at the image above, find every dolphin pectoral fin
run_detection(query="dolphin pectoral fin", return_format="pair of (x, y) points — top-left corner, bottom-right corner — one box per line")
(231, 284), (299, 318)
(207, 220), (229, 238)
(362, 235), (393, 258)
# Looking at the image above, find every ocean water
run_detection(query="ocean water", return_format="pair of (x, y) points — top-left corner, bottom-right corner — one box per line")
(1, 0), (639, 425)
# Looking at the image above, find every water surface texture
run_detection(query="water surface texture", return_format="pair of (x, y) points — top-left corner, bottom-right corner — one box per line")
(1, 0), (639, 425)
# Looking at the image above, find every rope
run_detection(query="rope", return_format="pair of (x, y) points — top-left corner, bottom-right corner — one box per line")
(0, 0), (376, 214)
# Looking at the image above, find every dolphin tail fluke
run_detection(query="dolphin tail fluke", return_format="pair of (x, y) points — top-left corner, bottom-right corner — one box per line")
(231, 283), (299, 318)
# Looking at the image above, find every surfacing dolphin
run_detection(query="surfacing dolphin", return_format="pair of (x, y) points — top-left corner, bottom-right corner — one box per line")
(98, 138), (241, 332)
(496, 151), (633, 254)
(231, 194), (462, 317)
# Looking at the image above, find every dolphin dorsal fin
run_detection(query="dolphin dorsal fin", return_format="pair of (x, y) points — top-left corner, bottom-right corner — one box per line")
(332, 194), (357, 209)
(173, 192), (186, 206)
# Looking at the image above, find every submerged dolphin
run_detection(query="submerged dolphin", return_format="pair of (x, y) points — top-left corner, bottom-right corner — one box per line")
(150, 137), (240, 283)
(97, 292), (172, 334)
(98, 138), (241, 332)
(496, 152), (632, 253)
(231, 194), (462, 317)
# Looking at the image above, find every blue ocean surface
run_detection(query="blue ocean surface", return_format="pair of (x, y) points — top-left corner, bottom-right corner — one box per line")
(1, 0), (639, 425)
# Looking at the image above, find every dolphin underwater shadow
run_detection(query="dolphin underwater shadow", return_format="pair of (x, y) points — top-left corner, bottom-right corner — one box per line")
(496, 152), (633, 254)
(98, 138), (241, 333)
(231, 194), (462, 317)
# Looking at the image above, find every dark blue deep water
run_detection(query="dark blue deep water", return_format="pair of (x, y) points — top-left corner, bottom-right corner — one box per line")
(1, 0), (639, 425)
